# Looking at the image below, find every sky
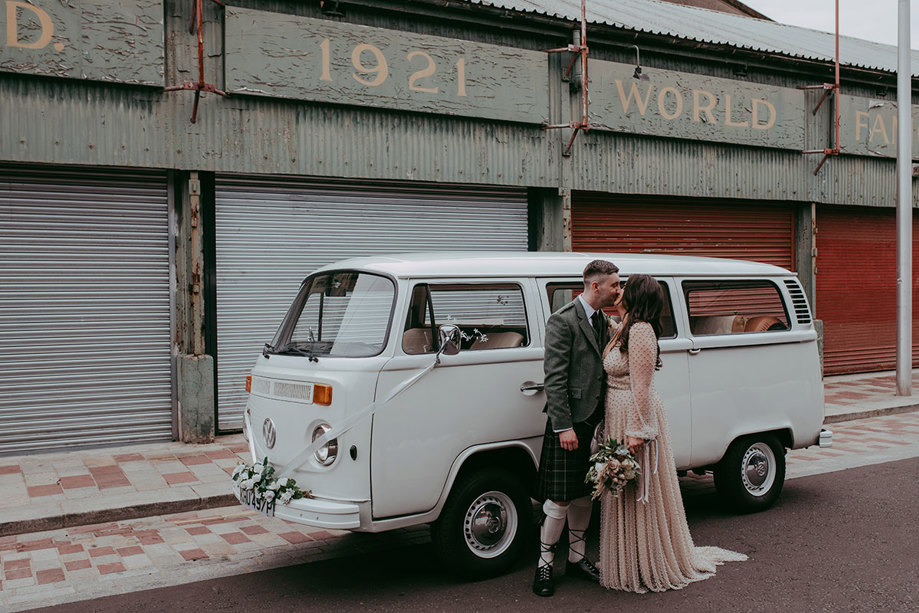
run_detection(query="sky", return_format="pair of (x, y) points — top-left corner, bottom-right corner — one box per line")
(742, 0), (919, 48)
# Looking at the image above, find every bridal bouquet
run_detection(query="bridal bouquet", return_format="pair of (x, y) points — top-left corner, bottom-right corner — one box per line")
(232, 457), (310, 514)
(585, 437), (641, 501)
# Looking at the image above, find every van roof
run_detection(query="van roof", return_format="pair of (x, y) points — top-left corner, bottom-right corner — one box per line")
(312, 252), (795, 278)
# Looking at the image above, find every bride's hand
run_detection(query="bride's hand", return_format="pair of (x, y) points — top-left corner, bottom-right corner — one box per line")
(627, 436), (644, 455)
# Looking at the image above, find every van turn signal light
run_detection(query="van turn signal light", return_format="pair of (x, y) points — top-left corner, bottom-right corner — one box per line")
(245, 375), (252, 393)
(313, 384), (333, 406)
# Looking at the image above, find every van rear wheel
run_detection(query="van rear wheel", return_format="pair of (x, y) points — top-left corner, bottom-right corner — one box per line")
(714, 434), (785, 513)
(431, 468), (532, 578)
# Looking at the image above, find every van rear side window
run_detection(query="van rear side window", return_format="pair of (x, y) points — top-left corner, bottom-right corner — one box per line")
(683, 280), (789, 336)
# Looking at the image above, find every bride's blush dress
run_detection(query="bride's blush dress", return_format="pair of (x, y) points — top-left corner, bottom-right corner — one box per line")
(599, 321), (746, 593)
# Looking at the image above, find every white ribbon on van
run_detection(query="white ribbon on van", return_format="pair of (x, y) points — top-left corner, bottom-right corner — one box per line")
(251, 325), (468, 479)
(262, 359), (439, 480)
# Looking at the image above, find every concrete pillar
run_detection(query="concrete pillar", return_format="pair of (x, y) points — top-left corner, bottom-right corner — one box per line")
(528, 188), (570, 252)
(174, 171), (215, 443)
(796, 202), (823, 376)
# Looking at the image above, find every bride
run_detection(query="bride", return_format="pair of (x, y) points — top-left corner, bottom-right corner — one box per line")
(599, 274), (746, 593)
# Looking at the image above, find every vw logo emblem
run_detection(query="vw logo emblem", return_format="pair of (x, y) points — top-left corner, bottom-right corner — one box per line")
(262, 418), (277, 449)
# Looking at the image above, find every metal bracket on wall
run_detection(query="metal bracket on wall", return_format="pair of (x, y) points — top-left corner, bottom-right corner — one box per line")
(164, 0), (228, 124)
(799, 0), (841, 175)
(800, 82), (840, 175)
(544, 0), (589, 157)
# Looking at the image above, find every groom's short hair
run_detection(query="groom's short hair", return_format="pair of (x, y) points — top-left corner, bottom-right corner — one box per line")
(583, 259), (619, 285)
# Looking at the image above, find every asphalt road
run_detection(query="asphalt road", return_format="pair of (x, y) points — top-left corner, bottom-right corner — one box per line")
(35, 457), (919, 613)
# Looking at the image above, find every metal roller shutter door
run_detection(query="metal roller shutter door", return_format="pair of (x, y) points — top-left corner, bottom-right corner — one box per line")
(0, 167), (173, 453)
(815, 206), (919, 375)
(214, 176), (528, 430)
(571, 195), (795, 270)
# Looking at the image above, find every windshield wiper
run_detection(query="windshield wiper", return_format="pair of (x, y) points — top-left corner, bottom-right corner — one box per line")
(272, 342), (319, 362)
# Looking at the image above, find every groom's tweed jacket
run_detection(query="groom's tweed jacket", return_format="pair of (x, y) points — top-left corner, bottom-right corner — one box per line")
(543, 298), (609, 431)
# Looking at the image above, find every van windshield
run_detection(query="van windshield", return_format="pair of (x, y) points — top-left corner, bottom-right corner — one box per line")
(268, 271), (395, 358)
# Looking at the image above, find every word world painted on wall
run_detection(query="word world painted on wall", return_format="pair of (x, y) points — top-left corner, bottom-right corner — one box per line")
(588, 60), (806, 150)
(224, 7), (549, 125)
(0, 0), (163, 85)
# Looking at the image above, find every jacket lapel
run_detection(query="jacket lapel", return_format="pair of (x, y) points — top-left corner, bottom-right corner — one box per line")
(575, 299), (601, 356)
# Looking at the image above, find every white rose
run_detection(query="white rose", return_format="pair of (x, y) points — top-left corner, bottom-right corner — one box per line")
(280, 491), (293, 504)
(278, 478), (289, 488)
(239, 478), (254, 491)
(264, 490), (275, 502)
(268, 481), (280, 491)
(253, 463), (264, 475)
(232, 464), (245, 477)
(594, 462), (604, 474)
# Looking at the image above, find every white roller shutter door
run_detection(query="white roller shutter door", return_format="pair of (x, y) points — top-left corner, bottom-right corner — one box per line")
(0, 167), (173, 453)
(215, 176), (528, 430)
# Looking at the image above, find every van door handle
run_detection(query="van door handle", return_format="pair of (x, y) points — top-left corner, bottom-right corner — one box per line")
(688, 348), (702, 355)
(520, 382), (545, 396)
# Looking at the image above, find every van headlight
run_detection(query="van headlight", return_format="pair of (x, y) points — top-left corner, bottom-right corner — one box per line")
(312, 424), (338, 466)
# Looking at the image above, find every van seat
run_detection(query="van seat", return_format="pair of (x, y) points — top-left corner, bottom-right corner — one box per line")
(690, 315), (745, 335)
(744, 316), (784, 332)
(470, 331), (524, 350)
(402, 328), (433, 354)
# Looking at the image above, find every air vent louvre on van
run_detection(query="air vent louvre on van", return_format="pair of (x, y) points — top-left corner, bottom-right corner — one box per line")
(784, 280), (812, 324)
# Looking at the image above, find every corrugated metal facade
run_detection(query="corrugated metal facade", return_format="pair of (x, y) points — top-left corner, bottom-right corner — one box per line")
(214, 176), (529, 430)
(571, 195), (795, 269)
(2, 75), (908, 209)
(816, 206), (919, 375)
(0, 167), (173, 453)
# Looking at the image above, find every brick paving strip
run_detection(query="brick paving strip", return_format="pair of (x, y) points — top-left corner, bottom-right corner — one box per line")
(1, 411), (918, 612)
(0, 438), (252, 538)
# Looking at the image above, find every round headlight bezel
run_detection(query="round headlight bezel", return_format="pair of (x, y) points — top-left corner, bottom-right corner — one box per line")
(312, 423), (338, 466)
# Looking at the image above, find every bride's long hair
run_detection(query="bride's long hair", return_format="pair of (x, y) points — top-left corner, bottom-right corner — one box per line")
(611, 274), (664, 369)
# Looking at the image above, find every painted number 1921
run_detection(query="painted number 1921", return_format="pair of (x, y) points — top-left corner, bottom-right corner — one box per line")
(318, 38), (467, 97)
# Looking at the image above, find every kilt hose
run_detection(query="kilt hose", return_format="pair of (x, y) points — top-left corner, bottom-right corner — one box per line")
(535, 418), (599, 502)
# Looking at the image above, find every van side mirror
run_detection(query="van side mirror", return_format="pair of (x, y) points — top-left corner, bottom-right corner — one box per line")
(436, 324), (462, 361)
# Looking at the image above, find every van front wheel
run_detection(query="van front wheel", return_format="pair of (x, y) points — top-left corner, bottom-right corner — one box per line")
(714, 434), (785, 513)
(432, 469), (532, 578)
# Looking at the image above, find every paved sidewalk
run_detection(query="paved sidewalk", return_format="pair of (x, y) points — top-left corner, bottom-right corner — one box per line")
(823, 369), (919, 423)
(0, 370), (917, 540)
(2, 411), (917, 612)
(0, 438), (250, 538)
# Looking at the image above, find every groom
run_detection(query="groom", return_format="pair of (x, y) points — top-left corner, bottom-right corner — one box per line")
(532, 259), (621, 597)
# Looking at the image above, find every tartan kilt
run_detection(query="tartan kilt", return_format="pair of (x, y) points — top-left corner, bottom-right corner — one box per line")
(535, 419), (597, 502)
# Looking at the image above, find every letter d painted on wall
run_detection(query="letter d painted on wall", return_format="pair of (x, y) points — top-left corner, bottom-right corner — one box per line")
(6, 1), (54, 49)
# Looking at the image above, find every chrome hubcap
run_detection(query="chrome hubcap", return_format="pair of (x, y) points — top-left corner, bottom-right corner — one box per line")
(463, 491), (517, 559)
(741, 442), (775, 496)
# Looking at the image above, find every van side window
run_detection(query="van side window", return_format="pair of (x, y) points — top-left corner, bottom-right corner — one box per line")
(683, 280), (789, 336)
(402, 283), (529, 353)
(545, 281), (677, 339)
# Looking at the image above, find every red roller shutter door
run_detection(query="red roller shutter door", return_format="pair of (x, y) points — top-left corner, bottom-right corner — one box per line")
(815, 206), (919, 375)
(571, 196), (795, 270)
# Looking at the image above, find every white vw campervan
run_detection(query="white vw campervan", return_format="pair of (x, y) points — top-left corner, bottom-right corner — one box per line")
(234, 252), (829, 577)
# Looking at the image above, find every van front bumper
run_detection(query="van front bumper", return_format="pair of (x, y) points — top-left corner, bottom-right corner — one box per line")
(232, 482), (363, 530)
